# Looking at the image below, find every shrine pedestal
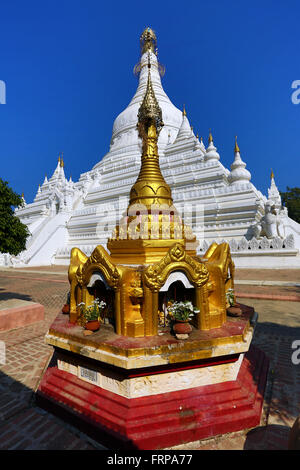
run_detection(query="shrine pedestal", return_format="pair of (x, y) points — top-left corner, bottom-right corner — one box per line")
(36, 305), (269, 450)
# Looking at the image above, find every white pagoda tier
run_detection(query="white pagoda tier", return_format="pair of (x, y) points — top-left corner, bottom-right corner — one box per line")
(5, 28), (300, 268)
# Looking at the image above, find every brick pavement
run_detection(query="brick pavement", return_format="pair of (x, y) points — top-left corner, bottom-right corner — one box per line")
(0, 267), (299, 450)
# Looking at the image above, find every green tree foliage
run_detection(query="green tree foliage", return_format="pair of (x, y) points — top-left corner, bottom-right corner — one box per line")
(0, 179), (30, 255)
(280, 187), (300, 224)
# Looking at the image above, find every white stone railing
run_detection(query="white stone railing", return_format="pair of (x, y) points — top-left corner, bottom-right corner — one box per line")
(198, 234), (295, 253)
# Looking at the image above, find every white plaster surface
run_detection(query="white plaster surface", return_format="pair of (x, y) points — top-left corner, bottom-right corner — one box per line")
(57, 353), (244, 398)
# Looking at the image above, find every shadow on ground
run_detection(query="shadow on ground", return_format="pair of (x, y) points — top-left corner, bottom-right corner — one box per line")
(255, 321), (300, 337)
(0, 288), (32, 303)
(244, 425), (289, 450)
(0, 369), (98, 450)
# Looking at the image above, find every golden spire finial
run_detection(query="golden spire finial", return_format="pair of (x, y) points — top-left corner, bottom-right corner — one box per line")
(58, 155), (61, 164)
(208, 129), (213, 143)
(140, 27), (157, 55)
(196, 133), (199, 139)
(128, 61), (172, 210)
(137, 56), (163, 133)
(234, 135), (240, 153)
(182, 104), (186, 116)
(21, 192), (24, 198)
(271, 168), (274, 179)
(60, 152), (64, 168)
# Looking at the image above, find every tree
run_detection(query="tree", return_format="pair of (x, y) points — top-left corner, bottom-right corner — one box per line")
(280, 187), (300, 224)
(0, 179), (30, 255)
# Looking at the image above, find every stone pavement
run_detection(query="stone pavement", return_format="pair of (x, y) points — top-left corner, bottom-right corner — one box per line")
(0, 267), (299, 450)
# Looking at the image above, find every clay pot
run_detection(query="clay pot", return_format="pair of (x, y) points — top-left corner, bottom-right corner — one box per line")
(173, 321), (192, 335)
(85, 320), (101, 331)
(62, 304), (70, 314)
(227, 304), (242, 317)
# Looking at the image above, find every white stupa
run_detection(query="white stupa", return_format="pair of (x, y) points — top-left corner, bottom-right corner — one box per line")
(4, 28), (300, 268)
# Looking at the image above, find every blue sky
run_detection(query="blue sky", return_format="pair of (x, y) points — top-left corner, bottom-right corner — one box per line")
(1, 0), (300, 203)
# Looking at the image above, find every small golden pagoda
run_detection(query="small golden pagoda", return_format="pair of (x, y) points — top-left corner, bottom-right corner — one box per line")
(67, 55), (235, 338)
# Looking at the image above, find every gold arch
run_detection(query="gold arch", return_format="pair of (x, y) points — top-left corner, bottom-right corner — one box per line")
(142, 244), (211, 333)
(144, 243), (209, 292)
(81, 246), (121, 289)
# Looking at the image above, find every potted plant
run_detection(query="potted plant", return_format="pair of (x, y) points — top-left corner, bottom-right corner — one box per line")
(166, 300), (199, 339)
(226, 288), (242, 317)
(77, 299), (106, 331)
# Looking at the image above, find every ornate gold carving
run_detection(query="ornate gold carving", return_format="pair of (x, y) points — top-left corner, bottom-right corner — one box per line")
(128, 276), (144, 305)
(80, 246), (121, 289)
(143, 243), (209, 292)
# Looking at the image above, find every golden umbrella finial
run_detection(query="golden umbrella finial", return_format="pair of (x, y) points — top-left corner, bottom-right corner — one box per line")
(234, 135), (240, 153)
(271, 168), (274, 179)
(140, 27), (157, 55)
(129, 60), (172, 210)
(137, 55), (163, 133)
(182, 104), (187, 116)
(208, 129), (213, 143)
(60, 152), (64, 168)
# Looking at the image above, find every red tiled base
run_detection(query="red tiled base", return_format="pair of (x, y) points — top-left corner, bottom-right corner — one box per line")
(36, 345), (269, 450)
(0, 302), (45, 332)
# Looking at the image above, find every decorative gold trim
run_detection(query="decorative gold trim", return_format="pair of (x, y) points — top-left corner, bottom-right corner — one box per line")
(143, 243), (209, 292)
(80, 245), (121, 289)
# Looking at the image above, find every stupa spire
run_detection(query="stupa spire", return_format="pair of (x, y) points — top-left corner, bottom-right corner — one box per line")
(129, 56), (171, 209)
(234, 135), (240, 153)
(205, 130), (220, 161)
(229, 136), (251, 184)
(270, 168), (274, 180)
(140, 27), (157, 56)
(268, 168), (281, 207)
(174, 106), (192, 141)
(108, 55), (197, 261)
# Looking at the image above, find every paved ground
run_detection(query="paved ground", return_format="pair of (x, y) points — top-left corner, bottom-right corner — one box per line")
(0, 267), (299, 450)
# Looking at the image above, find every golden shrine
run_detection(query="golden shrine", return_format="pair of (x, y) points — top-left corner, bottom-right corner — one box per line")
(36, 28), (269, 450)
(67, 53), (235, 339)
